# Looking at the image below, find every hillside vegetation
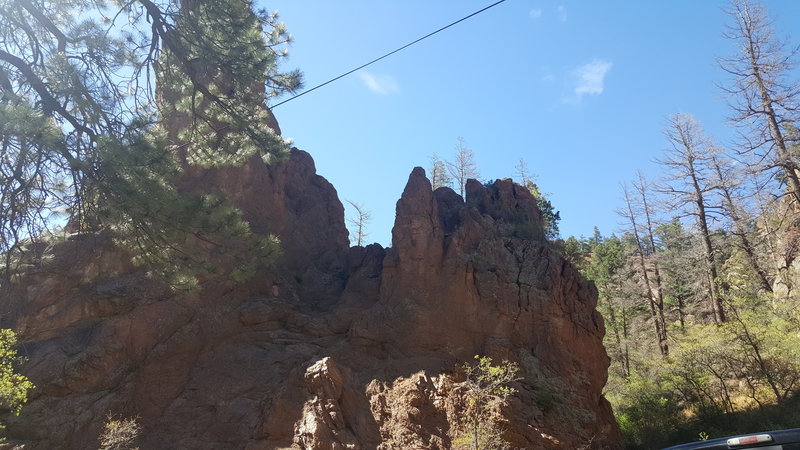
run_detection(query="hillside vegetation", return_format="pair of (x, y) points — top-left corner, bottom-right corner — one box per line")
(560, 1), (800, 447)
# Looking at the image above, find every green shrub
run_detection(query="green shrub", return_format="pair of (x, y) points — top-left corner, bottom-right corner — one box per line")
(612, 374), (682, 449)
(455, 355), (521, 450)
(0, 328), (34, 437)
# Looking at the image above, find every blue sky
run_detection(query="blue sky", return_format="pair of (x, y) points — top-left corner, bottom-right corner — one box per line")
(260, 1), (800, 247)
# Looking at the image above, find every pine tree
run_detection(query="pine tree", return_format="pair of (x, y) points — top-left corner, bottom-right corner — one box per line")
(514, 158), (561, 240)
(0, 0), (302, 288)
(584, 234), (632, 378)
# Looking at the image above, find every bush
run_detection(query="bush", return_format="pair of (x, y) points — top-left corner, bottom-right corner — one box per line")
(99, 415), (141, 450)
(613, 373), (682, 449)
(454, 356), (520, 450)
(0, 328), (34, 436)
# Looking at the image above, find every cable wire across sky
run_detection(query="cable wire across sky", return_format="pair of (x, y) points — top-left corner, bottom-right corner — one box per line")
(270, 0), (509, 108)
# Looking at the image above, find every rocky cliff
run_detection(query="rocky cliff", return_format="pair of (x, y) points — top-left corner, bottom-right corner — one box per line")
(1, 147), (621, 448)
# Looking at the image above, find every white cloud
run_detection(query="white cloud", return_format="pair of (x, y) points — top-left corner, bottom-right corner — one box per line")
(564, 59), (612, 103)
(541, 74), (556, 83)
(574, 59), (612, 95)
(557, 5), (568, 23)
(357, 71), (399, 95)
(529, 9), (542, 19)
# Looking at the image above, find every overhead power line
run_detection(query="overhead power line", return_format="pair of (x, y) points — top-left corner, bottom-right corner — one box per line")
(270, 0), (509, 108)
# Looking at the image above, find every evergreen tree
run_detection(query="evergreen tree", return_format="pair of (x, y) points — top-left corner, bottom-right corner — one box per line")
(157, 0), (301, 167)
(514, 158), (561, 240)
(584, 234), (632, 378)
(0, 0), (301, 288)
(579, 3), (800, 443)
(654, 218), (698, 330)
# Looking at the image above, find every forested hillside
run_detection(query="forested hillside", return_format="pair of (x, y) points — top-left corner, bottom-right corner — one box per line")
(559, 1), (800, 447)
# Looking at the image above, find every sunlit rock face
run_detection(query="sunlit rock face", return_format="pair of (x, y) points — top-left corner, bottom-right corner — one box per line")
(2, 153), (620, 449)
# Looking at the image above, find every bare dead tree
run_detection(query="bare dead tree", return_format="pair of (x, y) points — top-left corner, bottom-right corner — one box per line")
(659, 114), (726, 323)
(634, 173), (670, 345)
(346, 200), (371, 247)
(514, 158), (534, 186)
(429, 153), (453, 190)
(710, 153), (774, 292)
(619, 180), (669, 356)
(447, 137), (479, 198)
(719, 0), (800, 206)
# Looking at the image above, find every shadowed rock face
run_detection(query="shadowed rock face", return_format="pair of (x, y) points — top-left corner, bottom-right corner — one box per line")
(1, 151), (621, 449)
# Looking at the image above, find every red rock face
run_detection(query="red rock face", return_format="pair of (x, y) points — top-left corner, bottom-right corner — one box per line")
(1, 152), (621, 449)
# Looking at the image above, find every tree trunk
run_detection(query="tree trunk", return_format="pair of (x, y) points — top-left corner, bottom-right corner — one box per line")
(712, 156), (773, 292)
(640, 178), (670, 351)
(622, 184), (669, 356)
(606, 298), (631, 378)
(665, 115), (726, 323)
(748, 41), (800, 207)
(676, 296), (686, 330)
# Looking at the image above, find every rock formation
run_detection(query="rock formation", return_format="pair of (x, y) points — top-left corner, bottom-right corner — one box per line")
(0, 145), (621, 448)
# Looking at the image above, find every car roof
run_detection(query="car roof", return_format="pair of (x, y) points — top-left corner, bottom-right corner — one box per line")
(662, 428), (800, 450)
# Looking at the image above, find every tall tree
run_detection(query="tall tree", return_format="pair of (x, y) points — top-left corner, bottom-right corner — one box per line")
(447, 137), (479, 198)
(634, 174), (670, 353)
(655, 218), (697, 330)
(720, 0), (800, 206)
(584, 234), (631, 378)
(157, 0), (301, 167)
(710, 153), (773, 292)
(659, 114), (726, 323)
(619, 180), (669, 356)
(0, 0), (301, 288)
